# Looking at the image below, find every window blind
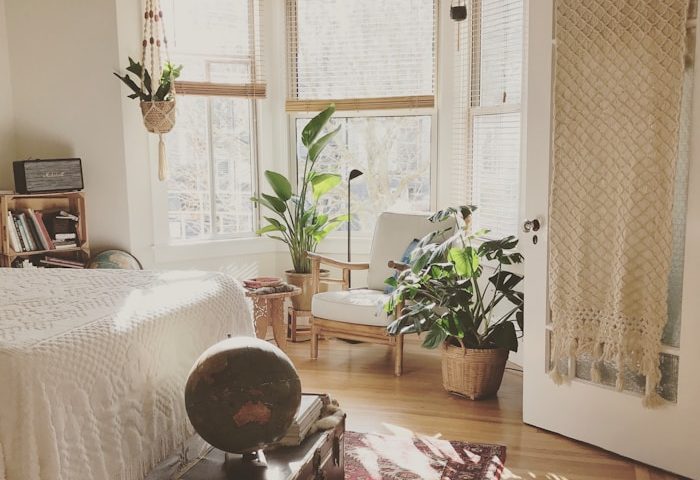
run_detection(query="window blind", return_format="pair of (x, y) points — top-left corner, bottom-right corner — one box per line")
(164, 0), (266, 98)
(286, 0), (437, 111)
(452, 0), (524, 238)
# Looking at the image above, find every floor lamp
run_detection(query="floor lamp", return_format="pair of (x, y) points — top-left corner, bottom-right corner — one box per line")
(347, 169), (363, 288)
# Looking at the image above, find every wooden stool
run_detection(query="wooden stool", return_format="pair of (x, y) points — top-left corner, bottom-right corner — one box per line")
(246, 287), (301, 352)
(287, 308), (312, 342)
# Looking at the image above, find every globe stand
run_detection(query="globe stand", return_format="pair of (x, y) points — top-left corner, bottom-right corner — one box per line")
(223, 450), (267, 479)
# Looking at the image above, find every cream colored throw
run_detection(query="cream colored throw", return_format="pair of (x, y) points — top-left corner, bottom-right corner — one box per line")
(549, 0), (690, 406)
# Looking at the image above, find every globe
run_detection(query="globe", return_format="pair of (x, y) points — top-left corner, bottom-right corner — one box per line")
(185, 337), (302, 454)
(87, 249), (142, 270)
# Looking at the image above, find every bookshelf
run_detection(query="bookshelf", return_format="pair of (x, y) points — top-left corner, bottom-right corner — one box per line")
(0, 192), (90, 268)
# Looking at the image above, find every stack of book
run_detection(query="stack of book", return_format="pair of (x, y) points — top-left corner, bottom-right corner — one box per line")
(276, 394), (324, 447)
(6, 209), (80, 253)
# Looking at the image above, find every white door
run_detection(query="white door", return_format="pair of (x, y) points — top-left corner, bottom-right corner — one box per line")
(521, 1), (700, 478)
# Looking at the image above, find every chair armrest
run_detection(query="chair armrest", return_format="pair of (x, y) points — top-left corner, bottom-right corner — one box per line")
(307, 252), (370, 271)
(388, 260), (409, 272)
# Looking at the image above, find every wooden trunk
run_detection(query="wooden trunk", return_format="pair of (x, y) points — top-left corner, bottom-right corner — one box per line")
(175, 416), (345, 480)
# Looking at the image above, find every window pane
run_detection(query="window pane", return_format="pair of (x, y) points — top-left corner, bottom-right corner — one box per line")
(166, 96), (255, 240)
(473, 0), (523, 107)
(295, 116), (432, 233)
(471, 113), (521, 238)
(167, 96), (213, 240)
(163, 0), (260, 84)
(211, 98), (255, 236)
(292, 0), (435, 99)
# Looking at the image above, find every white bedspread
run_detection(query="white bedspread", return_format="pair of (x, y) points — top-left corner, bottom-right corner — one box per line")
(0, 268), (254, 480)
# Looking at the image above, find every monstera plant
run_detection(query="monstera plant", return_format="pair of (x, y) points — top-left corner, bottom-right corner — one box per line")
(251, 104), (347, 309)
(385, 206), (524, 400)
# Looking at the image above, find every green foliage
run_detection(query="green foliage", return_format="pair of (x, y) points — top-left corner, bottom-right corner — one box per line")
(114, 57), (182, 102)
(385, 206), (524, 352)
(251, 104), (346, 273)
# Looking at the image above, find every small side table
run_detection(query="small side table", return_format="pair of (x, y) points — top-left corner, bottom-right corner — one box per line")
(287, 307), (312, 342)
(246, 287), (301, 352)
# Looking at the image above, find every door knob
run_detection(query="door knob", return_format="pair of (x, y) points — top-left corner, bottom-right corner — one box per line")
(523, 218), (541, 233)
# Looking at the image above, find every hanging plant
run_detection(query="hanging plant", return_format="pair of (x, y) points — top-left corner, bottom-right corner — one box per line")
(113, 0), (182, 181)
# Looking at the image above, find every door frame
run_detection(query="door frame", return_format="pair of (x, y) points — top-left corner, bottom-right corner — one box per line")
(521, 1), (700, 478)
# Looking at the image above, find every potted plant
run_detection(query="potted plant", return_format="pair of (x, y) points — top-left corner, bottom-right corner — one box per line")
(114, 57), (183, 180)
(385, 206), (524, 399)
(251, 104), (347, 310)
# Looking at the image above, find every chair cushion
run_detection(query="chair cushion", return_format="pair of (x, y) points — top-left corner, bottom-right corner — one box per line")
(367, 212), (454, 291)
(312, 289), (393, 327)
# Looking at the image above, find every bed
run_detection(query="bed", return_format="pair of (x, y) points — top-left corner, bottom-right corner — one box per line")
(0, 268), (254, 480)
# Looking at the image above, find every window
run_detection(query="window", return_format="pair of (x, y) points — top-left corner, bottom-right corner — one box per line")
(162, 0), (264, 241)
(286, 0), (437, 234)
(453, 0), (524, 238)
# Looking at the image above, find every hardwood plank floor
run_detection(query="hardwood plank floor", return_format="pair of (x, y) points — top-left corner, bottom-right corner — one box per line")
(285, 337), (683, 480)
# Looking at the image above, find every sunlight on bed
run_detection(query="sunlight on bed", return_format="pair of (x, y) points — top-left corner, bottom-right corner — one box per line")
(113, 271), (222, 331)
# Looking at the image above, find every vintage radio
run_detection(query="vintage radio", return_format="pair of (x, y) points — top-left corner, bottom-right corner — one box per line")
(13, 158), (84, 194)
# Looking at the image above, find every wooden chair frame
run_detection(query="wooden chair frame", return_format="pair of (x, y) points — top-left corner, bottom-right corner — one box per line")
(308, 252), (405, 376)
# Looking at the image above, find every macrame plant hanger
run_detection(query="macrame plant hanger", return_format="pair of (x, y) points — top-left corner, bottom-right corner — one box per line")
(140, 0), (176, 181)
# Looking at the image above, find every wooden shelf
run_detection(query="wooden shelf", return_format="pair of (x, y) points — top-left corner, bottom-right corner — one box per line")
(1, 192), (90, 268)
(5, 245), (88, 258)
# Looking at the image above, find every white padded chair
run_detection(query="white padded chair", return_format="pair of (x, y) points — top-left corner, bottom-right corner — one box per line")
(308, 212), (449, 376)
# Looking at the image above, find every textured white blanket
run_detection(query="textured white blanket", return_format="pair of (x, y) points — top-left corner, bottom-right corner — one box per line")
(0, 269), (254, 480)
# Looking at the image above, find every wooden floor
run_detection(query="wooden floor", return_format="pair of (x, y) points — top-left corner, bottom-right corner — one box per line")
(285, 336), (683, 480)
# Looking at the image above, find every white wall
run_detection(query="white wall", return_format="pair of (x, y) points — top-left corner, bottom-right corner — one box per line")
(4, 0), (131, 251)
(0, 0), (14, 189)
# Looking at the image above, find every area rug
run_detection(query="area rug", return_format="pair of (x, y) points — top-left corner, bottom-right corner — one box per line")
(345, 431), (506, 480)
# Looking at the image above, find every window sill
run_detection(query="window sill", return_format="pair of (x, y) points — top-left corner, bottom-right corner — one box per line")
(153, 236), (280, 264)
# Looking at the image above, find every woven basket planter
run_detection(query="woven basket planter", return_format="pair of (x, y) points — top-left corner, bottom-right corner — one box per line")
(140, 100), (176, 134)
(441, 344), (509, 400)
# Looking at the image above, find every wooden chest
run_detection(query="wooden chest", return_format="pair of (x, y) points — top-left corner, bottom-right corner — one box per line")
(175, 416), (345, 480)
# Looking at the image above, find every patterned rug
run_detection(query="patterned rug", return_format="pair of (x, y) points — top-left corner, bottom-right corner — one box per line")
(345, 431), (506, 480)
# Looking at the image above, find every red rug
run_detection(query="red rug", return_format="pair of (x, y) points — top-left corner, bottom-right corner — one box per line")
(345, 431), (506, 480)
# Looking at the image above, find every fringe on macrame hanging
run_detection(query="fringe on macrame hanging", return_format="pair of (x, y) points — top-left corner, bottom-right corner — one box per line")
(548, 332), (667, 408)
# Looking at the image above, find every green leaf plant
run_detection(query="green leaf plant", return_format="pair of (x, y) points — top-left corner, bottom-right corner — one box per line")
(251, 104), (347, 274)
(385, 206), (524, 352)
(114, 57), (183, 102)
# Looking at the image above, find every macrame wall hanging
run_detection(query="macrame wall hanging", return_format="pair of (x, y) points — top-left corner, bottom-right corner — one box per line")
(114, 0), (181, 181)
(549, 0), (690, 407)
(140, 0), (175, 181)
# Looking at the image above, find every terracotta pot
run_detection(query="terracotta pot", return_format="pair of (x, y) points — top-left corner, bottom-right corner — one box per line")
(285, 270), (328, 311)
(441, 344), (509, 400)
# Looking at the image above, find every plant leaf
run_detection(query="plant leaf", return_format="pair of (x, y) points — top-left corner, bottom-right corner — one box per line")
(256, 224), (284, 235)
(308, 125), (341, 163)
(264, 171), (292, 201)
(301, 104), (336, 147)
(261, 193), (287, 213)
(422, 324), (447, 349)
(489, 321), (519, 352)
(448, 247), (480, 277)
(310, 173), (342, 201)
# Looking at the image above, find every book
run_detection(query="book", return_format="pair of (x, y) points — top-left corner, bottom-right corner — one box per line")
(55, 233), (76, 241)
(40, 259), (84, 269)
(277, 394), (324, 446)
(27, 209), (51, 251)
(59, 210), (79, 222)
(54, 242), (78, 250)
(43, 256), (85, 268)
(12, 215), (28, 252)
(16, 213), (37, 251)
(33, 210), (55, 250)
(6, 212), (22, 252)
(22, 211), (43, 251)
